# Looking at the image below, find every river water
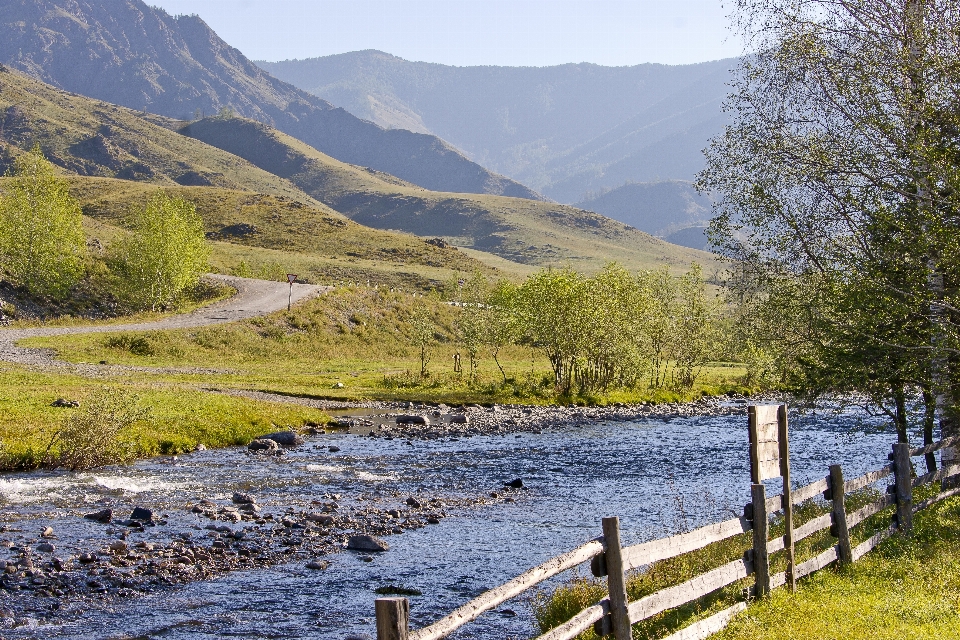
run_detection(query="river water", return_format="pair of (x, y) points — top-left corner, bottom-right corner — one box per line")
(0, 403), (904, 640)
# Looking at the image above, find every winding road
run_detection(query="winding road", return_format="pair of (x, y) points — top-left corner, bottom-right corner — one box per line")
(0, 275), (329, 367)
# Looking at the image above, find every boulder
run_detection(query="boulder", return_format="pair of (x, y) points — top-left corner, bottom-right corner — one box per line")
(449, 414), (469, 424)
(130, 507), (154, 521)
(83, 509), (112, 523)
(257, 431), (304, 447)
(248, 438), (281, 452)
(405, 496), (422, 508)
(306, 513), (334, 525)
(505, 478), (524, 489)
(396, 415), (429, 425)
(347, 535), (389, 552)
(305, 560), (330, 570)
(50, 398), (80, 408)
(232, 492), (256, 505)
(328, 445), (341, 453)
(36, 543), (55, 553)
(40, 526), (54, 538)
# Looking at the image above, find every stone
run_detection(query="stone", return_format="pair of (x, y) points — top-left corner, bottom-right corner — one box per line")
(405, 497), (422, 508)
(449, 414), (469, 424)
(50, 398), (80, 408)
(346, 535), (389, 552)
(83, 509), (112, 523)
(194, 443), (207, 451)
(36, 543), (55, 553)
(130, 507), (154, 521)
(306, 513), (334, 525)
(396, 415), (429, 425)
(257, 431), (304, 447)
(40, 526), (54, 538)
(328, 446), (341, 453)
(78, 553), (97, 564)
(248, 438), (281, 452)
(232, 492), (256, 505)
(109, 541), (128, 553)
(427, 517), (441, 525)
(305, 560), (329, 570)
(331, 382), (344, 389)
(505, 478), (524, 489)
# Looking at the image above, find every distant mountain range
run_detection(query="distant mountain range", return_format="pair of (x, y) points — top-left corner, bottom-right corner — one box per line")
(0, 0), (540, 199)
(260, 50), (735, 204)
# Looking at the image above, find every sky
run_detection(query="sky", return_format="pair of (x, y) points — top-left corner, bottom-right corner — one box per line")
(147, 0), (740, 67)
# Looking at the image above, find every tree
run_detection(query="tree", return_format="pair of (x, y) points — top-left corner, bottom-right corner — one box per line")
(455, 270), (489, 382)
(671, 264), (721, 389)
(113, 191), (210, 311)
(486, 280), (521, 384)
(410, 304), (434, 378)
(0, 145), (86, 298)
(699, 0), (960, 452)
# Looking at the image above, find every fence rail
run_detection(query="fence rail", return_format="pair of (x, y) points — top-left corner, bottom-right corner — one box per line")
(374, 411), (960, 640)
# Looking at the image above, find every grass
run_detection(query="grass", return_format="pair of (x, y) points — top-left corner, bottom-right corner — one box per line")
(534, 485), (960, 640)
(0, 362), (329, 471)
(19, 287), (747, 407)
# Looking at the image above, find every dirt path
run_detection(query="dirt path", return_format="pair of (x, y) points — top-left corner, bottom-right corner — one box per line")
(0, 274), (328, 367)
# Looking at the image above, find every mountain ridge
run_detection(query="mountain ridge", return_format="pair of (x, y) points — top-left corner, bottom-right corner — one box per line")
(0, 0), (541, 199)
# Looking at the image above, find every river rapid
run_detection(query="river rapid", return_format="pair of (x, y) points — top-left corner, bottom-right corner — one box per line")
(0, 401), (903, 640)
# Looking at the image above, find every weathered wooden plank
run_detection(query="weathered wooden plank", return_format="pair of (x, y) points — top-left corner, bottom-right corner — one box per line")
(602, 518), (631, 640)
(850, 526), (895, 562)
(845, 495), (895, 529)
(622, 516), (752, 572)
(758, 459), (781, 481)
(534, 600), (608, 640)
(749, 405), (781, 483)
(376, 598), (410, 640)
(753, 404), (780, 429)
(843, 465), (893, 494)
(911, 486), (960, 514)
(912, 462), (960, 488)
(910, 435), (960, 458)
(792, 477), (830, 505)
(754, 441), (780, 463)
(794, 545), (838, 579)
(778, 407), (795, 592)
(627, 558), (752, 624)
(409, 539), (603, 640)
(766, 514), (831, 555)
(656, 602), (748, 640)
(768, 571), (787, 590)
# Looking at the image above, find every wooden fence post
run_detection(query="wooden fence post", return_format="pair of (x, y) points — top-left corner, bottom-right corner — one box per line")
(750, 483), (770, 597)
(893, 443), (913, 533)
(602, 517), (632, 640)
(376, 597), (409, 640)
(777, 405), (795, 592)
(828, 464), (853, 564)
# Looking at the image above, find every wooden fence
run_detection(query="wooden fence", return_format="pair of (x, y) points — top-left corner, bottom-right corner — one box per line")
(374, 409), (960, 640)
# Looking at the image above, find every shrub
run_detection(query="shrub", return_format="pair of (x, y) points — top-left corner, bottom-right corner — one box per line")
(45, 388), (149, 471)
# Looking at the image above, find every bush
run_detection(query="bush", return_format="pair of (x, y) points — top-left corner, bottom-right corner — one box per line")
(45, 388), (149, 471)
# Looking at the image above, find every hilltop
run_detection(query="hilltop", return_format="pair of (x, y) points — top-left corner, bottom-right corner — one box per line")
(0, 0), (540, 199)
(260, 50), (735, 203)
(179, 116), (717, 273)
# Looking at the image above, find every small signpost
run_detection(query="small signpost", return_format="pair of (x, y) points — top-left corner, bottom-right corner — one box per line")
(286, 273), (298, 311)
(748, 404), (795, 594)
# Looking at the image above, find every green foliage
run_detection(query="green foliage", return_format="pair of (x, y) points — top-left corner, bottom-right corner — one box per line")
(112, 191), (210, 311)
(410, 303), (436, 378)
(45, 387), (149, 471)
(0, 145), (86, 298)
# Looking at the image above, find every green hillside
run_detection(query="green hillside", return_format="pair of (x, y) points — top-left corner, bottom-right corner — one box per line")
(180, 117), (717, 274)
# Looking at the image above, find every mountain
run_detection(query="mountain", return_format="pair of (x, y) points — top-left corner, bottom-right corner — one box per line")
(0, 0), (541, 199)
(573, 181), (713, 237)
(0, 66), (502, 288)
(259, 50), (735, 203)
(179, 116), (717, 273)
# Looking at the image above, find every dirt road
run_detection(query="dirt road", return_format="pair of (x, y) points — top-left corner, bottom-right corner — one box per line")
(0, 275), (328, 366)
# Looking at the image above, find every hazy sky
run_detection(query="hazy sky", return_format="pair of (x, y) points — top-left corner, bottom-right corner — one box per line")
(147, 0), (740, 67)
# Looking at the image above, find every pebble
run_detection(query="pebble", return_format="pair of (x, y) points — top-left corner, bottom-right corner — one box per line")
(347, 535), (389, 552)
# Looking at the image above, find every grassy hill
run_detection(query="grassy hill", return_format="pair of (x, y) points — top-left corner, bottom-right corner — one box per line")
(179, 117), (717, 274)
(574, 180), (714, 237)
(0, 0), (541, 199)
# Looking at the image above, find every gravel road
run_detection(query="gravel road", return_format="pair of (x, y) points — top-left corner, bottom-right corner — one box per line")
(0, 275), (328, 367)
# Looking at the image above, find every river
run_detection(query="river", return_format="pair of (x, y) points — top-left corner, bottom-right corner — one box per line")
(0, 402), (904, 639)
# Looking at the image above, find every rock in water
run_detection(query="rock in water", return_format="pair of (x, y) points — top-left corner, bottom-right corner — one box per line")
(305, 560), (329, 570)
(130, 507), (153, 521)
(248, 438), (281, 452)
(505, 478), (524, 489)
(347, 535), (389, 552)
(40, 527), (54, 538)
(232, 492), (255, 504)
(83, 509), (112, 523)
(257, 431), (304, 447)
(449, 414), (469, 424)
(405, 496), (422, 508)
(396, 415), (429, 425)
(36, 543), (55, 553)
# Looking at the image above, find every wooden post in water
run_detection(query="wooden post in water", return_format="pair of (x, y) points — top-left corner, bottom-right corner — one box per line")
(829, 464), (853, 565)
(893, 443), (914, 533)
(750, 483), (770, 597)
(375, 597), (409, 640)
(601, 517), (632, 640)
